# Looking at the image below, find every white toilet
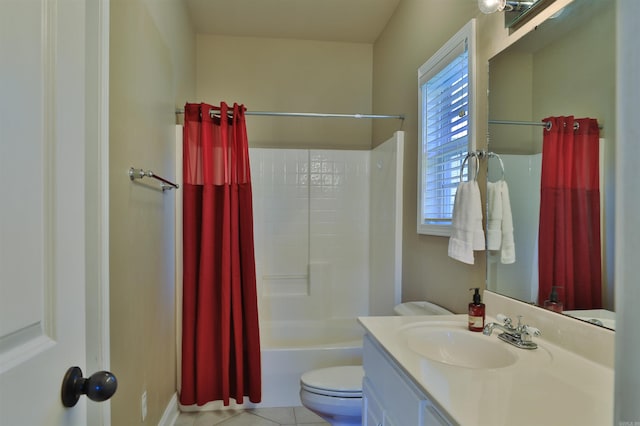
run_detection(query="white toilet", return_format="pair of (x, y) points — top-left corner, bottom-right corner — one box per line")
(299, 301), (452, 426)
(299, 365), (364, 426)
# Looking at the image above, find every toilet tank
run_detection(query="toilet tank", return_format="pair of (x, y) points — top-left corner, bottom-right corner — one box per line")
(393, 301), (453, 316)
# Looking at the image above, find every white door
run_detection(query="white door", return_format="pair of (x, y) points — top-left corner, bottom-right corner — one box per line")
(0, 1), (108, 424)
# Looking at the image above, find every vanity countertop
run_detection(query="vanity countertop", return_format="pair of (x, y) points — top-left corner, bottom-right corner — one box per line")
(358, 314), (613, 426)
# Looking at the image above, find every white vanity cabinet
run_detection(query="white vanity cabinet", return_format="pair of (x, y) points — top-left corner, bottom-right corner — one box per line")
(362, 334), (454, 426)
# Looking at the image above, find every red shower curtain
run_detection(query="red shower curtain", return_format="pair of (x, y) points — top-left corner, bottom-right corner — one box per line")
(180, 102), (261, 406)
(538, 116), (602, 311)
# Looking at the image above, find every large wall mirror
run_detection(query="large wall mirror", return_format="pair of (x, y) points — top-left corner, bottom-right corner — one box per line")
(486, 0), (616, 329)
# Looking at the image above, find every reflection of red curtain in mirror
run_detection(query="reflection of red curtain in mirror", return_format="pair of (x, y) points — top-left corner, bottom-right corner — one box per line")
(538, 116), (602, 311)
(180, 102), (261, 406)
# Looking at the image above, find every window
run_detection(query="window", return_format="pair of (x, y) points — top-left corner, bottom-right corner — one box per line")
(417, 20), (476, 236)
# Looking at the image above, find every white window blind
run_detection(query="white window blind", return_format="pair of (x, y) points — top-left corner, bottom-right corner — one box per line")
(417, 20), (475, 236)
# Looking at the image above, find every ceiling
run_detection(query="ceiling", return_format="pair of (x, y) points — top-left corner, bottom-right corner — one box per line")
(184, 0), (402, 43)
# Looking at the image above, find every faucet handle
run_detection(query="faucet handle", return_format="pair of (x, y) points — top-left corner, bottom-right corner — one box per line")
(496, 313), (510, 323)
(522, 325), (541, 336)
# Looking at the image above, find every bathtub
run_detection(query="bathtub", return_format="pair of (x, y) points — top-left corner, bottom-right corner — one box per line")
(249, 318), (364, 408)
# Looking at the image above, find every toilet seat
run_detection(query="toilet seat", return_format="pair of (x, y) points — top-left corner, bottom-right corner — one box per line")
(300, 366), (363, 398)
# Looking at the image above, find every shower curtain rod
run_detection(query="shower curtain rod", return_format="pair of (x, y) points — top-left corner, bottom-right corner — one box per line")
(175, 108), (405, 120)
(489, 119), (603, 130)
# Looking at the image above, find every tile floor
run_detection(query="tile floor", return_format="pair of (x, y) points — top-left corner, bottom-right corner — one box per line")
(174, 406), (329, 426)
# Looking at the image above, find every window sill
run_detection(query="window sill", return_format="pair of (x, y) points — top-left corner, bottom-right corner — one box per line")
(417, 223), (452, 237)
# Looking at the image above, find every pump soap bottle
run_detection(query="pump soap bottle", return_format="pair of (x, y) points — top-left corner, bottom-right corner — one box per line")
(468, 288), (485, 332)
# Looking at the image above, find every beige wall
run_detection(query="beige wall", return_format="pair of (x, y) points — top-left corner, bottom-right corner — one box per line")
(109, 0), (195, 424)
(372, 0), (483, 313)
(196, 36), (373, 149)
(488, 52), (535, 153)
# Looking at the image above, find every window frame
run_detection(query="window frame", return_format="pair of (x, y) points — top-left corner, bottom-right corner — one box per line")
(417, 19), (477, 236)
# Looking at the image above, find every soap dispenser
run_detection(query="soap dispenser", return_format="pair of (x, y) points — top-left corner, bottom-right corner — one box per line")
(468, 288), (485, 332)
(544, 286), (563, 313)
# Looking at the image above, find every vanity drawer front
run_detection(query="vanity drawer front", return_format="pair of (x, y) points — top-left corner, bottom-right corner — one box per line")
(363, 334), (425, 425)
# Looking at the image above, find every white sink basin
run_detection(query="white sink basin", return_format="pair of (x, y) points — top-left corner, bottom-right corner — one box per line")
(398, 323), (518, 369)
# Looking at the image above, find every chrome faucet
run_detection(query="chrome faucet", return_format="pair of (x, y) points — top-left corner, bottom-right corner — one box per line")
(483, 314), (541, 350)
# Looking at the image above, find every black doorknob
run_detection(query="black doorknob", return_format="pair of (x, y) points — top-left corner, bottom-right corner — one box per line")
(61, 366), (117, 407)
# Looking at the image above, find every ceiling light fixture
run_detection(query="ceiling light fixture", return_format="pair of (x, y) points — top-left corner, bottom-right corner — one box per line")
(478, 0), (535, 14)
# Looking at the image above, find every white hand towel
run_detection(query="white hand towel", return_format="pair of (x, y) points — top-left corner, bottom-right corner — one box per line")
(486, 181), (502, 251)
(499, 180), (515, 264)
(448, 181), (485, 264)
(486, 180), (516, 264)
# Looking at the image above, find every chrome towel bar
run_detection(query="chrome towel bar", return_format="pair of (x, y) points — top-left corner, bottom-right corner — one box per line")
(129, 167), (179, 191)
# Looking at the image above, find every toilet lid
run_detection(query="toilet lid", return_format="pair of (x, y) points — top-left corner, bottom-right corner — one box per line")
(300, 366), (364, 397)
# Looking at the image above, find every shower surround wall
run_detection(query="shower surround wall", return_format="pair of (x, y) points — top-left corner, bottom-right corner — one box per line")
(251, 149), (371, 326)
(245, 132), (403, 407)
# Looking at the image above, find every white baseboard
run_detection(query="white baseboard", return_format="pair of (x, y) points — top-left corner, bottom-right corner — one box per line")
(158, 393), (179, 426)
